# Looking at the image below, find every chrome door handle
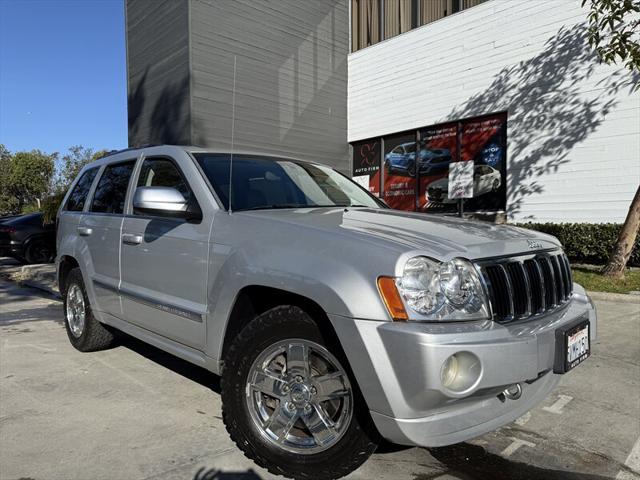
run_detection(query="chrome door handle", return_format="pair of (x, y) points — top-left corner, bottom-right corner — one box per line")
(122, 234), (143, 245)
(77, 227), (93, 236)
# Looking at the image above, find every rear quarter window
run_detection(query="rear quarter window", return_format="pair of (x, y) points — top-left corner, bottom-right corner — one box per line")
(65, 167), (99, 212)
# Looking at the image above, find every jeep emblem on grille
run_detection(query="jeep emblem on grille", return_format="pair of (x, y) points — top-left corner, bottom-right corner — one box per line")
(527, 239), (543, 249)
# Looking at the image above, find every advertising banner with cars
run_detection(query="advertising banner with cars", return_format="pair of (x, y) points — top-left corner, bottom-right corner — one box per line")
(382, 132), (417, 210)
(458, 112), (506, 212)
(417, 123), (457, 212)
(352, 112), (507, 214)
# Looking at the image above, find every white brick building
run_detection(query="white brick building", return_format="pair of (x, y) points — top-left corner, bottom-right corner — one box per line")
(348, 0), (640, 223)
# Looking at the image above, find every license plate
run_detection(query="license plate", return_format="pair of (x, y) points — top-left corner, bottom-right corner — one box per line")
(554, 319), (591, 374)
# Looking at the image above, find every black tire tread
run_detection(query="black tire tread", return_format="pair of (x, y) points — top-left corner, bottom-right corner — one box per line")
(221, 305), (377, 480)
(63, 268), (114, 352)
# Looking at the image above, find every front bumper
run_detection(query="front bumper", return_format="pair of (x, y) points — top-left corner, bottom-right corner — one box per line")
(329, 283), (597, 447)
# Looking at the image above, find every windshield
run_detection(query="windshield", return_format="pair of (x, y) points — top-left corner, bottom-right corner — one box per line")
(193, 154), (384, 211)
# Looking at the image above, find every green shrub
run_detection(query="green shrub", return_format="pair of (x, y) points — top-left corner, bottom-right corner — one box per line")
(515, 223), (640, 267)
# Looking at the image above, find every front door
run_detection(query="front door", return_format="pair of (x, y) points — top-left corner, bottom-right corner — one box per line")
(119, 156), (209, 350)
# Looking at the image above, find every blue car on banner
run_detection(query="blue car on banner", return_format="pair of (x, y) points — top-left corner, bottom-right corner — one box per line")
(385, 142), (452, 177)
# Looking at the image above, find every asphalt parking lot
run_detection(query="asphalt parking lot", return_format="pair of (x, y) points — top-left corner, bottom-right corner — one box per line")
(0, 270), (639, 480)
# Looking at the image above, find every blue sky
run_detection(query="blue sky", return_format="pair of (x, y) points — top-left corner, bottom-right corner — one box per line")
(0, 0), (127, 155)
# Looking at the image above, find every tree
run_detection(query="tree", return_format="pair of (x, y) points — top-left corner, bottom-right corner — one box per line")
(583, 0), (640, 277)
(0, 146), (56, 215)
(583, 0), (640, 83)
(53, 145), (109, 194)
(602, 186), (640, 277)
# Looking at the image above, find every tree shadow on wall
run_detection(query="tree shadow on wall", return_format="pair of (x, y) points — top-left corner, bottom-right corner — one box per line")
(448, 23), (638, 220)
(128, 66), (192, 147)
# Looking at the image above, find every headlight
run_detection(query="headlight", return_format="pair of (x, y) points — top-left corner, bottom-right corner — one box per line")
(396, 256), (490, 321)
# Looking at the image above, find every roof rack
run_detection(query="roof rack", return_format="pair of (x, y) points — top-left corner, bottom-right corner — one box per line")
(102, 144), (160, 159)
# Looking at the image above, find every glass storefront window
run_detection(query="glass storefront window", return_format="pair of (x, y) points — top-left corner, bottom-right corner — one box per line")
(352, 112), (507, 214)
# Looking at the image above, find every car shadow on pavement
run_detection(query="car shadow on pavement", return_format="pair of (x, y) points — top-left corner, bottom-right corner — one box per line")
(424, 443), (615, 480)
(193, 467), (262, 479)
(0, 305), (64, 325)
(117, 334), (221, 394)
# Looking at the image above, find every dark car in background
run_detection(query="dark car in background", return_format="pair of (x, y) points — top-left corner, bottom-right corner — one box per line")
(0, 213), (56, 264)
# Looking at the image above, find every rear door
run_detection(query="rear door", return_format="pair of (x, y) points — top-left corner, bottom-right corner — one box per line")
(79, 160), (136, 317)
(57, 166), (100, 259)
(119, 155), (209, 349)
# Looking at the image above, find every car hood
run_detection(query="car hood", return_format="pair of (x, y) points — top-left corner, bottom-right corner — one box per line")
(239, 207), (561, 260)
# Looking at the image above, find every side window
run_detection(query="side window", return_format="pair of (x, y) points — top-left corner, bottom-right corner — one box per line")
(135, 157), (196, 216)
(90, 161), (135, 214)
(65, 167), (98, 212)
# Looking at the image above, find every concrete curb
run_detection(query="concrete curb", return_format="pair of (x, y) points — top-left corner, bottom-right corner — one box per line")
(587, 290), (640, 304)
(0, 262), (60, 299)
(21, 278), (60, 299)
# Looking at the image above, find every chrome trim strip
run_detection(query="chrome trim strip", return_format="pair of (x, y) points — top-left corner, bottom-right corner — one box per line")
(517, 261), (532, 318)
(92, 278), (119, 293)
(474, 264), (494, 320)
(533, 258), (546, 312)
(545, 256), (557, 307)
(473, 247), (561, 263)
(551, 255), (565, 302)
(563, 254), (574, 293)
(498, 264), (515, 321)
(92, 278), (203, 323)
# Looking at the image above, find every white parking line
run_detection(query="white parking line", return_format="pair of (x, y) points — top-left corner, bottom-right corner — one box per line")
(616, 436), (640, 480)
(501, 438), (536, 458)
(542, 394), (573, 414)
(515, 412), (531, 426)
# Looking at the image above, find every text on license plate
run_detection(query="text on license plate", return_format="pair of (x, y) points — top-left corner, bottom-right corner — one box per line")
(567, 324), (590, 368)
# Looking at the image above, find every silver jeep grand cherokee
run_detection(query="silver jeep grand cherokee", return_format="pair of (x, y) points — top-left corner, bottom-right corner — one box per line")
(57, 145), (596, 479)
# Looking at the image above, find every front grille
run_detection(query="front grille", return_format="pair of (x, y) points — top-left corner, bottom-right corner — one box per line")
(477, 251), (572, 323)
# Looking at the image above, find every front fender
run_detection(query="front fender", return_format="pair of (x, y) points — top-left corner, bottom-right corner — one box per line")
(205, 244), (391, 363)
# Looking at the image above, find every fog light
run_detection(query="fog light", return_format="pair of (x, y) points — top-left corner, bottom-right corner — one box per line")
(441, 355), (459, 388)
(440, 352), (481, 393)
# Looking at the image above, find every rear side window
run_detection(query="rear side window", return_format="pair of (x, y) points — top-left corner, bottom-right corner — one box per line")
(65, 167), (98, 212)
(90, 161), (136, 214)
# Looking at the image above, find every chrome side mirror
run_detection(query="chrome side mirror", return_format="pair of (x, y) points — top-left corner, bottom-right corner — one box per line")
(133, 186), (190, 218)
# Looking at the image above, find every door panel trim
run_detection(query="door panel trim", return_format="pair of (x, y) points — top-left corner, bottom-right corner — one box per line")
(93, 277), (204, 323)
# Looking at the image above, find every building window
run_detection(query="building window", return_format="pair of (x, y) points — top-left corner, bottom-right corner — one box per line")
(351, 0), (488, 51)
(383, 0), (414, 40)
(351, 0), (380, 52)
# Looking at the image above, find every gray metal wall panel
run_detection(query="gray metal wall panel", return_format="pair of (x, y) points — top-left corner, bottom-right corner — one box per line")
(126, 0), (191, 147)
(190, 0), (349, 170)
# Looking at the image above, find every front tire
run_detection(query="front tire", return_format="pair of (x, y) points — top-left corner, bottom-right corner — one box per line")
(221, 306), (377, 479)
(63, 268), (114, 352)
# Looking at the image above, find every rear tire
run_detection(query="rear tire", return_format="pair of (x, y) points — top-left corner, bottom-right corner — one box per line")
(63, 268), (114, 352)
(221, 306), (378, 480)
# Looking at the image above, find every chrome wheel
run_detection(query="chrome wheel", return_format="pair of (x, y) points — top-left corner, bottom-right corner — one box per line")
(66, 284), (85, 338)
(245, 339), (353, 454)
